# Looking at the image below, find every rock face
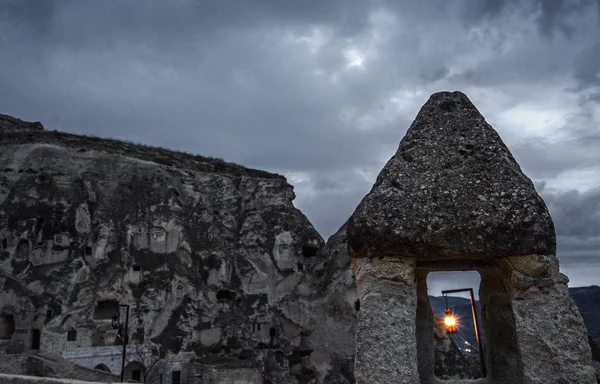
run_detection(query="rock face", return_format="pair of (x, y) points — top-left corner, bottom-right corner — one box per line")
(347, 91), (555, 260)
(347, 91), (595, 384)
(0, 114), (44, 133)
(0, 120), (356, 383)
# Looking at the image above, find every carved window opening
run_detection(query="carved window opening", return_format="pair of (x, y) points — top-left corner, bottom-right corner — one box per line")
(124, 361), (145, 382)
(216, 289), (236, 301)
(94, 300), (119, 320)
(132, 265), (141, 272)
(136, 327), (144, 344)
(67, 329), (77, 341)
(31, 329), (40, 350)
(94, 364), (111, 373)
(46, 309), (53, 322)
(288, 350), (312, 373)
(417, 261), (522, 383)
(274, 351), (285, 366)
(302, 244), (319, 258)
(15, 239), (30, 260)
(172, 370), (181, 384)
(85, 246), (92, 256)
(0, 314), (15, 340)
(131, 369), (141, 381)
(176, 284), (184, 299)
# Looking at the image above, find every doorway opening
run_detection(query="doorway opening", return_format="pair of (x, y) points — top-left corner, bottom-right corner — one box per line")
(416, 260), (523, 383)
(427, 271), (484, 380)
(31, 329), (40, 350)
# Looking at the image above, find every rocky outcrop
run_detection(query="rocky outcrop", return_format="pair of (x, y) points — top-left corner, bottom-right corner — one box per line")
(0, 114), (44, 133)
(0, 353), (118, 382)
(347, 91), (555, 260)
(0, 118), (356, 383)
(347, 91), (595, 384)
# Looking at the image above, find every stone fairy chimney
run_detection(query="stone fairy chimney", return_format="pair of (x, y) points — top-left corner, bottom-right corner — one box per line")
(346, 91), (595, 384)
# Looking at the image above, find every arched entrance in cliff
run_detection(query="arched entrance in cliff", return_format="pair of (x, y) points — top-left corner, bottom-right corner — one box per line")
(0, 314), (15, 340)
(123, 361), (145, 382)
(94, 363), (111, 373)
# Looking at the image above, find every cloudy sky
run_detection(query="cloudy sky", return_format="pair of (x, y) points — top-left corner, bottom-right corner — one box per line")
(1, 0), (599, 291)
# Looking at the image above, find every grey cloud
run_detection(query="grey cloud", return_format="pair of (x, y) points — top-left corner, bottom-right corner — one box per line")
(1, 0), (600, 287)
(458, 0), (600, 37)
(543, 188), (600, 239)
(573, 42), (600, 88)
(512, 106), (600, 179)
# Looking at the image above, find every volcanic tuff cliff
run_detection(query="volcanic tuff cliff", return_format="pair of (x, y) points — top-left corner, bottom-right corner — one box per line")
(0, 113), (357, 383)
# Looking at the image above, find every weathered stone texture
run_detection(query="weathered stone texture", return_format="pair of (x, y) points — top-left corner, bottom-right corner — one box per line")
(510, 256), (596, 384)
(352, 257), (419, 384)
(348, 91), (555, 260)
(0, 114), (44, 133)
(0, 118), (356, 383)
(0, 353), (118, 382)
(346, 91), (594, 384)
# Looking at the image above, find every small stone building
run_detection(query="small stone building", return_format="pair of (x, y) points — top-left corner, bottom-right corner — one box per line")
(347, 91), (595, 384)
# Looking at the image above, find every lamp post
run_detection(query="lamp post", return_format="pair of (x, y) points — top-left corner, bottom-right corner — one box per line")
(441, 288), (486, 377)
(111, 304), (130, 382)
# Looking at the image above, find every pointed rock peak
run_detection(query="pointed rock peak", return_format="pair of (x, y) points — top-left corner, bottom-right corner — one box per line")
(347, 91), (555, 260)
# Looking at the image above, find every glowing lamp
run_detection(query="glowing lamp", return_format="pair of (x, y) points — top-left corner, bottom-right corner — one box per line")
(444, 308), (457, 334)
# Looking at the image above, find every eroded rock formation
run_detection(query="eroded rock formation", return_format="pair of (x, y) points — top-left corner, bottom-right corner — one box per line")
(0, 114), (356, 383)
(347, 91), (595, 384)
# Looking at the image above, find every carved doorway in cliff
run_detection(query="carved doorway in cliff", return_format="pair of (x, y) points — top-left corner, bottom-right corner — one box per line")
(416, 260), (523, 384)
(31, 329), (40, 350)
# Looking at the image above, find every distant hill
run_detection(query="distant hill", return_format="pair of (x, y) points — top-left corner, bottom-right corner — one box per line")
(430, 285), (600, 360)
(569, 286), (600, 347)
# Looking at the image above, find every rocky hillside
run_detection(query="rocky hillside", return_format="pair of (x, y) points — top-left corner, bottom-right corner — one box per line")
(0, 113), (357, 383)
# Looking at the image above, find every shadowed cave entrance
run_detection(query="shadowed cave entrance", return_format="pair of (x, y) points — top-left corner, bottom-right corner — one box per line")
(416, 260), (523, 383)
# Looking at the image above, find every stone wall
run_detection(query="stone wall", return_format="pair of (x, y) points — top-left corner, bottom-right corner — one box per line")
(0, 373), (114, 384)
(0, 354), (118, 382)
(347, 92), (595, 384)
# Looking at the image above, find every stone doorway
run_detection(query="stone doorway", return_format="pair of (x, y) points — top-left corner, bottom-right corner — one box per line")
(417, 262), (522, 383)
(31, 329), (40, 350)
(346, 91), (595, 384)
(427, 271), (484, 380)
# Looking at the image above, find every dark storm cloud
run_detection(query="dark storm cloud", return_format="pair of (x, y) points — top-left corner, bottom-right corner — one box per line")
(540, 187), (600, 286)
(1, 0), (599, 287)
(461, 0), (600, 37)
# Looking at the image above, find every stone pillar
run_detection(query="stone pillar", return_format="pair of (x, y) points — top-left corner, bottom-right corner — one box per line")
(415, 270), (435, 384)
(352, 257), (418, 384)
(479, 262), (524, 383)
(508, 255), (596, 384)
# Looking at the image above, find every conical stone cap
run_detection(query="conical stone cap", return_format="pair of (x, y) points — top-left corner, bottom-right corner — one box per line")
(347, 91), (555, 260)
